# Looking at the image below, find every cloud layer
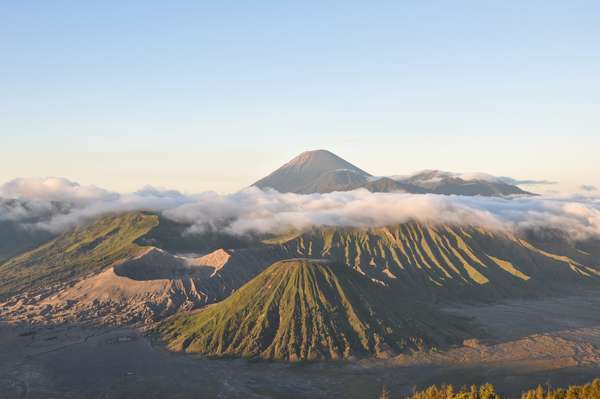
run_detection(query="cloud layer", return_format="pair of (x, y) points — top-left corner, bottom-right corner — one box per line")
(0, 177), (117, 205)
(1, 177), (599, 241)
(0, 178), (192, 232)
(164, 188), (600, 241)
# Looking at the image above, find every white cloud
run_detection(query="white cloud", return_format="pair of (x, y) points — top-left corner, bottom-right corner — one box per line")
(390, 170), (556, 186)
(0, 177), (117, 205)
(166, 188), (600, 241)
(1, 177), (599, 241)
(164, 188), (504, 235)
(0, 178), (192, 233)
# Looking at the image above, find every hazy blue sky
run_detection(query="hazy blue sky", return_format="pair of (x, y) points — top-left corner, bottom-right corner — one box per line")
(1, 1), (599, 193)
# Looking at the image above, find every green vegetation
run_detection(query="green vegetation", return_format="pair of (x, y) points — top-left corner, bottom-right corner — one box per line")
(397, 384), (502, 399)
(275, 223), (600, 300)
(156, 259), (475, 361)
(380, 379), (600, 399)
(0, 212), (158, 299)
(520, 379), (600, 399)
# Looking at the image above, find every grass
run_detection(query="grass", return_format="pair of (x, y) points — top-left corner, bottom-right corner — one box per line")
(270, 223), (600, 301)
(0, 212), (158, 299)
(156, 259), (475, 361)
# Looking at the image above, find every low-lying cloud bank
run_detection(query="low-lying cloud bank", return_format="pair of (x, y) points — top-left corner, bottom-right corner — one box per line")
(165, 189), (600, 241)
(0, 178), (192, 232)
(1, 177), (599, 241)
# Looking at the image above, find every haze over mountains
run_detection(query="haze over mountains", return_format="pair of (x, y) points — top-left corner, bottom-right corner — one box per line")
(252, 149), (533, 196)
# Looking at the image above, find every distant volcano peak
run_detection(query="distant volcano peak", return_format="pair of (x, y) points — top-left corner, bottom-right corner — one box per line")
(286, 149), (354, 166)
(252, 150), (371, 193)
(252, 149), (533, 196)
(284, 149), (369, 173)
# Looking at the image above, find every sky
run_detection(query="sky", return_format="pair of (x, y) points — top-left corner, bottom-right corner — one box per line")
(1, 1), (599, 194)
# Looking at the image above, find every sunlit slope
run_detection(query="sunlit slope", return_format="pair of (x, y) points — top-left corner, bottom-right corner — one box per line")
(274, 224), (600, 299)
(0, 212), (158, 299)
(156, 259), (474, 360)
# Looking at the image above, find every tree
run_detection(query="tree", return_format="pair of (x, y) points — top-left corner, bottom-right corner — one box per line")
(379, 386), (392, 399)
(480, 383), (500, 399)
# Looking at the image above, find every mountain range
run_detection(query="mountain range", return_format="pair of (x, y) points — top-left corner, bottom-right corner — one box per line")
(0, 150), (596, 361)
(252, 149), (533, 196)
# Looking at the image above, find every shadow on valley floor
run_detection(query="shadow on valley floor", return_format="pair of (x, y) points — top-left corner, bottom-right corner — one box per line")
(442, 289), (600, 344)
(1, 299), (600, 399)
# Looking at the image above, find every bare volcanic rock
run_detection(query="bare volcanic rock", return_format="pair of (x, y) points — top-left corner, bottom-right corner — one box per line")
(1, 247), (210, 325)
(155, 259), (476, 361)
(188, 248), (231, 270)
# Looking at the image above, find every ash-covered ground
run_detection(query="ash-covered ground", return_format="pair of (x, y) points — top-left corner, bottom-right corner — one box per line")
(1, 291), (599, 399)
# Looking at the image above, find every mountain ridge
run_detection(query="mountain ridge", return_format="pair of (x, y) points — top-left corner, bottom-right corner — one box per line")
(2, 211), (598, 328)
(155, 259), (477, 361)
(252, 150), (535, 196)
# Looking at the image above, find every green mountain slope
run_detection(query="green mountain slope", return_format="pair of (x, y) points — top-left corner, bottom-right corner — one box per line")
(273, 224), (600, 300)
(0, 212), (158, 299)
(155, 259), (476, 361)
(3, 209), (598, 328)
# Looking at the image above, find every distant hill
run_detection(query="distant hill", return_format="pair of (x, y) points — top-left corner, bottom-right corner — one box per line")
(251, 150), (534, 196)
(403, 170), (533, 196)
(0, 212), (158, 300)
(359, 176), (427, 193)
(155, 259), (476, 361)
(252, 149), (372, 194)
